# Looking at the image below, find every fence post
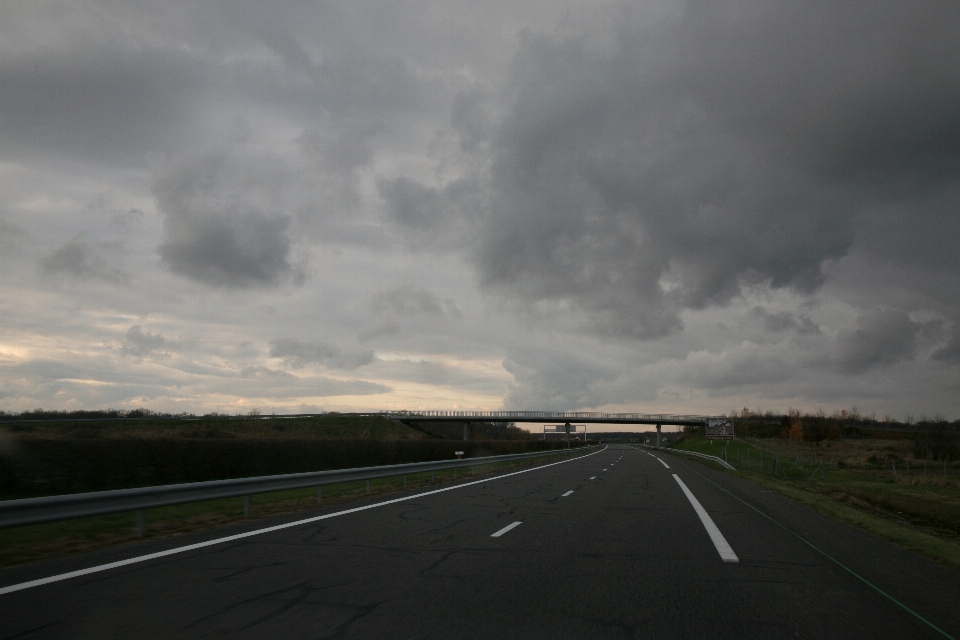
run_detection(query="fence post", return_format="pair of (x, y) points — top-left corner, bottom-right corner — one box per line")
(136, 510), (145, 538)
(906, 460), (910, 483)
(892, 460), (897, 481)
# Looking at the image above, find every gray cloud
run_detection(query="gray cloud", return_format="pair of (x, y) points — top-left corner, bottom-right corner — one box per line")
(269, 338), (374, 370)
(377, 177), (482, 249)
(0, 45), (205, 165)
(0, 219), (28, 254)
(4, 1), (960, 419)
(239, 365), (296, 380)
(467, 2), (960, 340)
(153, 148), (302, 288)
(297, 128), (375, 174)
(833, 308), (923, 374)
(120, 325), (171, 359)
(40, 236), (127, 283)
(931, 332), (960, 365)
(502, 347), (621, 410)
(372, 285), (460, 319)
(751, 307), (821, 335)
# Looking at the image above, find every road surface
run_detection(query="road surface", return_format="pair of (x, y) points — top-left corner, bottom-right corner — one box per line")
(1, 445), (957, 639)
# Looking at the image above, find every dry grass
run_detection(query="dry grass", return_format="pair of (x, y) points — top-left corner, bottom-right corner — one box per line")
(667, 435), (960, 571)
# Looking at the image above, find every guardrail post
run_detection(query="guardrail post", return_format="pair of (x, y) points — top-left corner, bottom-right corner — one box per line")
(366, 480), (371, 494)
(136, 510), (145, 538)
(403, 475), (407, 488)
(431, 471), (435, 484)
(317, 486), (322, 504)
(243, 496), (250, 517)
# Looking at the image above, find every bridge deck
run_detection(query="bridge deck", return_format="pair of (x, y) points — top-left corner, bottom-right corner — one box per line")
(351, 411), (714, 426)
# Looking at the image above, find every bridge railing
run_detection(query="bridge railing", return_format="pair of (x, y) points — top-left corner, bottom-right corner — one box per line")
(373, 410), (713, 422)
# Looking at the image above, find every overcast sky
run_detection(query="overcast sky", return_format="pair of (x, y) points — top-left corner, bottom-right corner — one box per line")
(2, 1), (959, 421)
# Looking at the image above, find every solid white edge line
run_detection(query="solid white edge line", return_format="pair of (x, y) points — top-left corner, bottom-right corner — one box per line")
(672, 474), (738, 563)
(561, 490), (574, 497)
(0, 446), (607, 596)
(656, 458), (670, 469)
(490, 521), (522, 537)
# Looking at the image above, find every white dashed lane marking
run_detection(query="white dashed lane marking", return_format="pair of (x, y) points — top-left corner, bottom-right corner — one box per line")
(562, 490), (574, 497)
(491, 521), (523, 538)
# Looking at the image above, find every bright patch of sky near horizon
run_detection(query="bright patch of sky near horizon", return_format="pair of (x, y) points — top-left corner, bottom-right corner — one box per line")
(1, 1), (959, 423)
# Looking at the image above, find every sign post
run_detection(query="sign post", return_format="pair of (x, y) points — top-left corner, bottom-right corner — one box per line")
(706, 419), (735, 441)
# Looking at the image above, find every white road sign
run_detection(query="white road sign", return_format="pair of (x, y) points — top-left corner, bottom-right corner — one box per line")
(706, 419), (735, 440)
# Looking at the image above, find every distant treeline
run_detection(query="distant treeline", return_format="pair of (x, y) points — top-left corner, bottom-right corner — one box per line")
(0, 438), (582, 498)
(685, 408), (960, 461)
(0, 411), (533, 440)
(0, 408), (192, 420)
(407, 421), (531, 440)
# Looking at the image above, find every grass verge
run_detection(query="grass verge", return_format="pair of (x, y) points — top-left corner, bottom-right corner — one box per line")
(660, 436), (960, 572)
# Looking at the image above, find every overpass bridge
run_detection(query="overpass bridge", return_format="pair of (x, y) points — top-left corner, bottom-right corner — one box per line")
(348, 410), (719, 448)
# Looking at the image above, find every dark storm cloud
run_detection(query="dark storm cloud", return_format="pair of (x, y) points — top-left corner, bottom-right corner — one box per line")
(0, 3), (437, 167)
(470, 1), (960, 340)
(832, 308), (923, 374)
(153, 149), (301, 288)
(269, 338), (374, 370)
(40, 237), (127, 284)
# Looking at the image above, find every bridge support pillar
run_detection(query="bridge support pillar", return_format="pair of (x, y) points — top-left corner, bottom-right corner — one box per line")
(463, 422), (471, 441)
(656, 423), (662, 450)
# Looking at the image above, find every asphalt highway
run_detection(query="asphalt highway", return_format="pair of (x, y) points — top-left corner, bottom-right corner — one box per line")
(1, 445), (958, 639)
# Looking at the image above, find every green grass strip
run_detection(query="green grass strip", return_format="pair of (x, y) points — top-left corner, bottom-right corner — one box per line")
(681, 462), (956, 640)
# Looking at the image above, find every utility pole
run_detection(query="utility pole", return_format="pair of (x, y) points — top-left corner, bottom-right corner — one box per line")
(656, 423), (662, 450)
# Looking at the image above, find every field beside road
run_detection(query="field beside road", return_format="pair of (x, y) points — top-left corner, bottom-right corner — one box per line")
(664, 434), (960, 571)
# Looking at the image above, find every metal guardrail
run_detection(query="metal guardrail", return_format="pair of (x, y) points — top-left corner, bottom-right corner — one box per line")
(635, 445), (736, 471)
(0, 446), (598, 530)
